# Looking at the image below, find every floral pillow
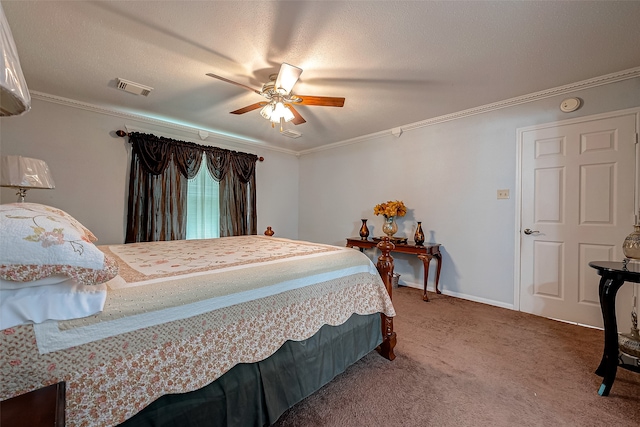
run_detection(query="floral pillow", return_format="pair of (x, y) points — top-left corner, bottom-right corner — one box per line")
(0, 203), (118, 286)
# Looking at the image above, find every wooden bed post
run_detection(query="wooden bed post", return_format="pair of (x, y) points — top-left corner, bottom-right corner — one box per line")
(376, 236), (397, 361)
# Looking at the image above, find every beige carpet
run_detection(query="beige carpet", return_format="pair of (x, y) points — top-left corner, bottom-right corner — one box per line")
(273, 287), (640, 426)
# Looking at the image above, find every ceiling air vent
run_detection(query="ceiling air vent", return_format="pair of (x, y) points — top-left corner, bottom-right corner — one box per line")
(116, 78), (153, 96)
(281, 129), (302, 139)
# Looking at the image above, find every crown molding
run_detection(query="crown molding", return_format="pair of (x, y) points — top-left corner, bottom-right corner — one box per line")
(29, 91), (299, 157)
(401, 66), (640, 132)
(296, 128), (391, 156)
(30, 66), (640, 158)
(298, 66), (640, 156)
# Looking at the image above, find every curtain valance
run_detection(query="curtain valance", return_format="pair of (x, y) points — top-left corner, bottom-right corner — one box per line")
(128, 132), (258, 181)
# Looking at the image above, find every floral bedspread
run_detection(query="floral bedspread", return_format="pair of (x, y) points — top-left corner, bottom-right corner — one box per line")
(0, 236), (394, 427)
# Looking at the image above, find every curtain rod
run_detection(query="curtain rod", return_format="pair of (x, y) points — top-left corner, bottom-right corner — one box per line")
(115, 130), (264, 162)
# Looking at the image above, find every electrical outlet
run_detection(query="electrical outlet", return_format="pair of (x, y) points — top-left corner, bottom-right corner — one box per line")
(497, 189), (510, 199)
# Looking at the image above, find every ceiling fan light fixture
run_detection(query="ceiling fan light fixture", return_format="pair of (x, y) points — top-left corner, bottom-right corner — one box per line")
(273, 101), (286, 116)
(260, 103), (274, 120)
(207, 62), (344, 128)
(282, 105), (295, 122)
(269, 102), (280, 123)
(267, 101), (294, 123)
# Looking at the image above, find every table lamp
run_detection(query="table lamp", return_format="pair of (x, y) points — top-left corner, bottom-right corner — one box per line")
(0, 155), (55, 202)
(0, 3), (31, 116)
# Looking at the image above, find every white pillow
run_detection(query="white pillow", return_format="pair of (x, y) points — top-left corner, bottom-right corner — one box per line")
(0, 277), (108, 329)
(0, 275), (69, 290)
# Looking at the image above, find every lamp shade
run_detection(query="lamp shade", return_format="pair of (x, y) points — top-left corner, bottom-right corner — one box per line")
(1, 155), (55, 189)
(0, 3), (31, 116)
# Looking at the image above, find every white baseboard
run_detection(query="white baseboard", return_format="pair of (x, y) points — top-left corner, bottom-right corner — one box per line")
(399, 281), (515, 310)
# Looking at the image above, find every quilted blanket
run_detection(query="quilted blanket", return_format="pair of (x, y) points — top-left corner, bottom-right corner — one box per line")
(1, 236), (394, 427)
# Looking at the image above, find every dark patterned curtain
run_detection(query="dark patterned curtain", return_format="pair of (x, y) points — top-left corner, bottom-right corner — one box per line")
(125, 132), (258, 243)
(220, 152), (258, 237)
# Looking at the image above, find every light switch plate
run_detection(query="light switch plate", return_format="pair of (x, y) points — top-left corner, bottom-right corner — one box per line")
(497, 189), (510, 199)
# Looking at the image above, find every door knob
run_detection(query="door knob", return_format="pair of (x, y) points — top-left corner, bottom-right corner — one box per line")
(524, 228), (539, 235)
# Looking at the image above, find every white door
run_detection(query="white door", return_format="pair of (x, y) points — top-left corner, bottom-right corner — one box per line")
(519, 111), (638, 329)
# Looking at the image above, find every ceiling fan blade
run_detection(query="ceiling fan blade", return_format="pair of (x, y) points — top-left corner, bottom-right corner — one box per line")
(206, 73), (263, 95)
(285, 104), (306, 125)
(295, 95), (345, 107)
(275, 63), (302, 95)
(230, 102), (267, 115)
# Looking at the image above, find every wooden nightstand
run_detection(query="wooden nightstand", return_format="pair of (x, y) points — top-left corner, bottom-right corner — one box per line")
(0, 382), (65, 426)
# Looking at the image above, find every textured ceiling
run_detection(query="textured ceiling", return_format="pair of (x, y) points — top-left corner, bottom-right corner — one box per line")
(3, 1), (640, 153)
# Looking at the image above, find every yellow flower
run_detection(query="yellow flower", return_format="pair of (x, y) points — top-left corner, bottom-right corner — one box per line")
(373, 200), (407, 218)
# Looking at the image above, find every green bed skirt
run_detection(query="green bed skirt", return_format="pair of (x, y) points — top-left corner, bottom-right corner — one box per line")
(119, 312), (382, 427)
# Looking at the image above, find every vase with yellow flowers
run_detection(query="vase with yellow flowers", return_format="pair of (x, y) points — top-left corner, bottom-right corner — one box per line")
(374, 200), (407, 237)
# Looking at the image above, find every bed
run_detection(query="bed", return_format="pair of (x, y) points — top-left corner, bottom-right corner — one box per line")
(0, 203), (396, 427)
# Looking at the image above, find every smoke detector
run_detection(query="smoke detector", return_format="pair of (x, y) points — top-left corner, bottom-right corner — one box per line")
(560, 97), (581, 113)
(116, 78), (153, 96)
(280, 129), (302, 139)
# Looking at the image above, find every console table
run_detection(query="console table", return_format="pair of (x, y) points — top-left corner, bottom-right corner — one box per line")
(589, 261), (640, 396)
(346, 237), (442, 301)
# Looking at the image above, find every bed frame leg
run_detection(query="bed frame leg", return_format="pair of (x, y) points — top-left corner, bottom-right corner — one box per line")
(376, 237), (396, 361)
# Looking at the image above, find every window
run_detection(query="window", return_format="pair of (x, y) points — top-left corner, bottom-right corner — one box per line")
(186, 161), (220, 239)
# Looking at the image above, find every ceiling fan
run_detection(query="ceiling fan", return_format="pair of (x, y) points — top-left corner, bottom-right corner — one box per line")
(206, 63), (345, 131)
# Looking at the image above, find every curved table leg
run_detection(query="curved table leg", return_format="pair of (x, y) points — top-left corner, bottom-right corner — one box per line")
(595, 275), (624, 396)
(418, 254), (432, 302)
(434, 253), (442, 294)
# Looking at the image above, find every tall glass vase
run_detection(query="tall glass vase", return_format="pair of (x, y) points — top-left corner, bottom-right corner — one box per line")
(382, 216), (398, 237)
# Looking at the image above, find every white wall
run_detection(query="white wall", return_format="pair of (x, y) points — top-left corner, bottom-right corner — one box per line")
(298, 78), (640, 308)
(0, 99), (300, 244)
(2, 78), (638, 310)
